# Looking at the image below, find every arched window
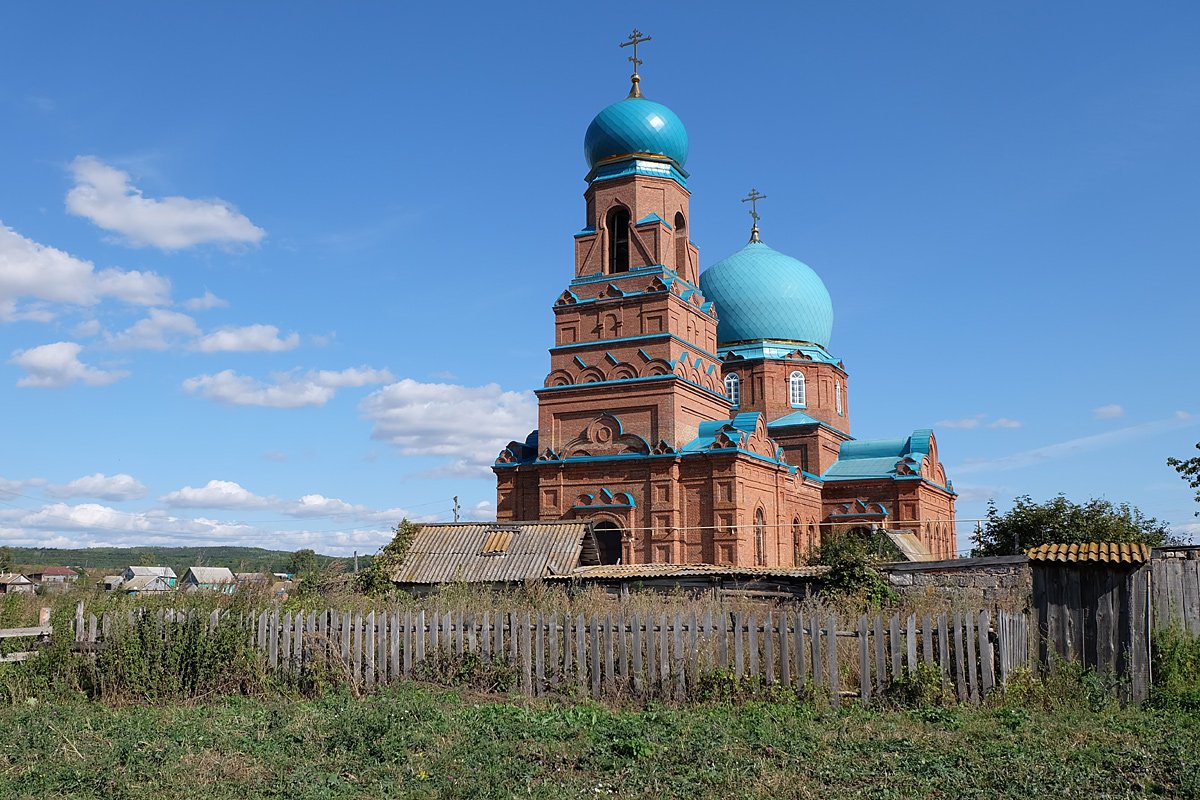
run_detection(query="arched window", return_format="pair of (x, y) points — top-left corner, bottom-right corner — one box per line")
(606, 206), (630, 273)
(725, 373), (740, 406)
(674, 212), (688, 273)
(835, 380), (844, 416)
(788, 371), (806, 407)
(593, 521), (622, 565)
(792, 517), (802, 565)
(754, 508), (766, 566)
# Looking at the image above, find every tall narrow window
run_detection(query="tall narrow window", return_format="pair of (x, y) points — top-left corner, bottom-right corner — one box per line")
(788, 371), (806, 407)
(674, 212), (688, 273)
(725, 373), (740, 406)
(754, 508), (766, 566)
(835, 380), (843, 416)
(606, 206), (630, 273)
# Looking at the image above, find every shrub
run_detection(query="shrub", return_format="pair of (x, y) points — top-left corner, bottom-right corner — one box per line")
(1151, 626), (1200, 711)
(810, 529), (898, 608)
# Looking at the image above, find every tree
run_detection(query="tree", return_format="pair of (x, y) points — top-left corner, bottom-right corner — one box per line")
(286, 548), (319, 578)
(1168, 442), (1200, 515)
(809, 527), (899, 608)
(0, 546), (11, 572)
(971, 494), (1176, 556)
(355, 519), (418, 596)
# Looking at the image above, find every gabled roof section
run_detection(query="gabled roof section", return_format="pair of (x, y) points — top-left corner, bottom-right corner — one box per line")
(1027, 542), (1150, 564)
(391, 521), (598, 585)
(184, 567), (235, 584)
(823, 429), (935, 482)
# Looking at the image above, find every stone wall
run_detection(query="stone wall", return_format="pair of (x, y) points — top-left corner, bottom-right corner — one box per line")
(880, 555), (1031, 610)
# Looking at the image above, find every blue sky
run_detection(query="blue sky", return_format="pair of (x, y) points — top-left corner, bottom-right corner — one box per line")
(1, 2), (1197, 557)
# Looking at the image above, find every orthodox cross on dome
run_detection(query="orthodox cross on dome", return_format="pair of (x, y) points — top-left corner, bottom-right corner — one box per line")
(620, 28), (652, 98)
(742, 188), (767, 243)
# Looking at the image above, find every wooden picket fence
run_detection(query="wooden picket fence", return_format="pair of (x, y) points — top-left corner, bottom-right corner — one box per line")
(71, 604), (1029, 704)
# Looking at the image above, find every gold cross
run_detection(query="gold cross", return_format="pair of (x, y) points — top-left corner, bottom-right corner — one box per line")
(742, 189), (767, 242)
(620, 28), (652, 73)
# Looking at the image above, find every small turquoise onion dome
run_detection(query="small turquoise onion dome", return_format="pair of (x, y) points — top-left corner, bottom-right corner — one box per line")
(584, 97), (689, 169)
(700, 240), (834, 348)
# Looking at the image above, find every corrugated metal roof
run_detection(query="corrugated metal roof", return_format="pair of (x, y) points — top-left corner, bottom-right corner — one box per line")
(392, 522), (595, 584)
(549, 563), (830, 581)
(0, 573), (33, 585)
(1026, 542), (1150, 564)
(885, 531), (937, 562)
(183, 567), (236, 583)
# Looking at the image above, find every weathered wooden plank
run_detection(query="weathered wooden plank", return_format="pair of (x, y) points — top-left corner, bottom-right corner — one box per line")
(0, 625), (53, 640)
(269, 609), (280, 670)
(858, 615), (870, 704)
(603, 614), (615, 693)
(906, 614), (918, 672)
(467, 611), (477, 656)
(873, 614), (886, 695)
(575, 613), (586, 691)
(747, 612), (759, 679)
(535, 613), (546, 695)
(561, 612), (572, 677)
(978, 610), (994, 697)
(673, 612), (686, 698)
(509, 610), (518, 666)
(617, 613), (628, 684)
(951, 612), (966, 702)
(764, 613), (775, 685)
(414, 610), (425, 668)
(964, 610), (978, 705)
(75, 602), (84, 643)
(403, 610), (414, 678)
(687, 610), (699, 680)
(1165, 559), (1186, 628)
(88, 614), (98, 644)
(921, 614), (934, 666)
(810, 613), (823, 687)
(363, 611), (375, 690)
(702, 610), (714, 672)
(548, 613), (559, 688)
(1151, 560), (1168, 629)
(888, 614), (901, 679)
(717, 611), (729, 670)
(794, 612), (806, 689)
(826, 614), (840, 708)
(658, 613), (669, 687)
(937, 613), (950, 694)
(1127, 567), (1151, 704)
(733, 612), (745, 677)
(645, 615), (657, 695)
(632, 613), (643, 695)
(522, 612), (533, 696)
(590, 614), (601, 699)
(1184, 560), (1200, 637)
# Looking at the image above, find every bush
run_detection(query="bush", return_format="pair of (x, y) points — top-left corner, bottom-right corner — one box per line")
(1151, 626), (1200, 711)
(810, 530), (898, 608)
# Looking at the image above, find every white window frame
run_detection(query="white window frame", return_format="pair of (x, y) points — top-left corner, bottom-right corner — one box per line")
(788, 371), (806, 408)
(725, 372), (741, 406)
(835, 380), (844, 416)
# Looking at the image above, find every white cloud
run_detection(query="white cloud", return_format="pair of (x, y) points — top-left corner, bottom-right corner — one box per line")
(74, 319), (102, 337)
(65, 156), (265, 250)
(107, 309), (200, 350)
(0, 222), (169, 320)
(183, 290), (228, 311)
(989, 418), (1023, 429)
(46, 473), (148, 502)
(935, 414), (985, 429)
(361, 378), (537, 473)
(182, 366), (392, 408)
(0, 476), (47, 496)
(193, 324), (299, 353)
(1177, 411), (1194, 421)
(10, 342), (128, 388)
(160, 479), (273, 509)
(287, 494), (365, 518)
(1093, 404), (1125, 419)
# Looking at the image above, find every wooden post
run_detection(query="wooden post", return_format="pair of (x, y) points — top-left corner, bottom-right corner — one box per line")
(795, 612), (807, 689)
(779, 611), (791, 688)
(364, 611), (376, 690)
(575, 613), (586, 692)
(810, 614), (823, 688)
(826, 614), (840, 708)
(979, 610), (995, 698)
(873, 614), (887, 695)
(590, 615), (601, 699)
(632, 613), (644, 695)
(906, 614), (918, 672)
(889, 614), (902, 678)
(673, 612), (685, 699)
(952, 612), (967, 702)
(858, 615), (871, 704)
(603, 614), (615, 694)
(75, 601), (84, 643)
(645, 615), (657, 696)
(964, 611), (979, 705)
(747, 611), (760, 679)
(733, 612), (745, 677)
(522, 612), (533, 696)
(548, 613), (559, 688)
(763, 613), (775, 685)
(938, 612), (951, 694)
(658, 613), (669, 688)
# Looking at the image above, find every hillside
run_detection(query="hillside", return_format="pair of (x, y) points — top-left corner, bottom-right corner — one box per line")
(4, 545), (358, 575)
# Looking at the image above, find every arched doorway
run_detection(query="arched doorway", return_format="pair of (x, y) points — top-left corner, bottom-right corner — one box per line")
(593, 521), (623, 565)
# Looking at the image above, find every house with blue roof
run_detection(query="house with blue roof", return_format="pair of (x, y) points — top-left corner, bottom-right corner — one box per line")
(494, 38), (956, 568)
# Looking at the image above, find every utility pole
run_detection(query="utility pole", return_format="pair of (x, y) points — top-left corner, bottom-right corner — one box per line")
(453, 496), (461, 523)
(353, 551), (359, 573)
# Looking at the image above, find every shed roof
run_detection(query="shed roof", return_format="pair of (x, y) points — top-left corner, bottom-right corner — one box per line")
(33, 566), (77, 576)
(391, 521), (598, 585)
(122, 575), (173, 592)
(0, 573), (33, 585)
(1026, 542), (1150, 564)
(548, 563), (829, 581)
(884, 531), (936, 562)
(126, 566), (177, 578)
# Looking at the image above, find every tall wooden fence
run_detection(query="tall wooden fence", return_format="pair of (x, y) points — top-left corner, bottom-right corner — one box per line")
(1151, 554), (1200, 636)
(71, 605), (1028, 705)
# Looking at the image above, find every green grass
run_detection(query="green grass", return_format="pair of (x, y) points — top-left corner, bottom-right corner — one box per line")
(0, 685), (1196, 799)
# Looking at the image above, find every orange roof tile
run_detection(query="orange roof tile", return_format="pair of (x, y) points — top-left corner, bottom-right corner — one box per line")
(1025, 542), (1149, 564)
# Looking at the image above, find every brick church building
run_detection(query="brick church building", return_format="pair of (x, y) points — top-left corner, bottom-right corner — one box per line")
(493, 58), (956, 567)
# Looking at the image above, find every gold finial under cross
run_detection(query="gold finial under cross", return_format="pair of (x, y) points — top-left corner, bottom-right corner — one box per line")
(742, 189), (767, 242)
(620, 28), (652, 97)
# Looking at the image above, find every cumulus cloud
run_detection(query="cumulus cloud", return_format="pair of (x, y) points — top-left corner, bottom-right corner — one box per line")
(65, 156), (265, 250)
(361, 379), (537, 473)
(10, 342), (128, 388)
(106, 308), (200, 350)
(193, 324), (299, 353)
(46, 472), (148, 502)
(1093, 404), (1125, 419)
(160, 479), (274, 509)
(0, 222), (169, 320)
(183, 290), (228, 311)
(182, 366), (393, 408)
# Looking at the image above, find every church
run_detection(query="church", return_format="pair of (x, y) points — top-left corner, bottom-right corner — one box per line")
(493, 38), (956, 567)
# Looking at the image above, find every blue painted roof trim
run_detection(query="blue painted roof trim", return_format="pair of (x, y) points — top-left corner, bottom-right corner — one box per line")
(768, 411), (850, 438)
(571, 265), (702, 295)
(536, 372), (728, 403)
(586, 157), (689, 187)
(551, 332), (721, 364)
(574, 227), (597, 238)
(635, 213), (672, 229)
(717, 340), (843, 366)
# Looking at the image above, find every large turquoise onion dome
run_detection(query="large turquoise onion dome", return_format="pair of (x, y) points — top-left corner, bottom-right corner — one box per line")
(700, 240), (834, 348)
(584, 96), (689, 170)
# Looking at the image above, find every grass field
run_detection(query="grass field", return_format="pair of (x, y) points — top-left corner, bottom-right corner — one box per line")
(1, 683), (1197, 799)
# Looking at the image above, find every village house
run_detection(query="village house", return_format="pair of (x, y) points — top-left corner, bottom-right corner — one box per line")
(121, 565), (178, 587)
(0, 573), (35, 595)
(28, 566), (78, 592)
(180, 567), (236, 593)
